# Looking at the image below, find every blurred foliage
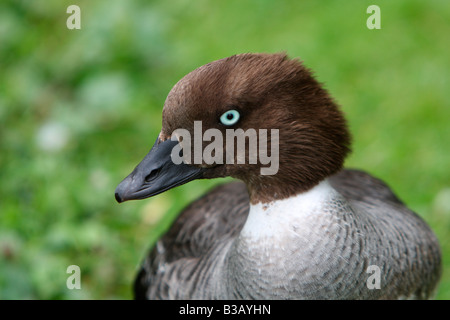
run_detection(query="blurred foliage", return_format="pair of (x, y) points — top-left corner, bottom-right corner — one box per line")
(0, 0), (449, 299)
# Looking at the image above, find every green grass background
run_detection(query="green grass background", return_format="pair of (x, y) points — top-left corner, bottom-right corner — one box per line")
(0, 0), (449, 299)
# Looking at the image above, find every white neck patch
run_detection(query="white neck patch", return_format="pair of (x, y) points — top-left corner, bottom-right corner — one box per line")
(240, 179), (338, 241)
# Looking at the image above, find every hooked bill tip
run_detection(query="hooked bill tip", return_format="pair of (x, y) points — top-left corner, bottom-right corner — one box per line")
(115, 192), (123, 203)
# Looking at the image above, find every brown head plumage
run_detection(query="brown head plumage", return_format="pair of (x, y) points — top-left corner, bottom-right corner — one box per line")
(160, 53), (351, 203)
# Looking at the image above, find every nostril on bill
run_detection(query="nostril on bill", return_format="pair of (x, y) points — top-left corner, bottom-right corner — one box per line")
(145, 168), (161, 183)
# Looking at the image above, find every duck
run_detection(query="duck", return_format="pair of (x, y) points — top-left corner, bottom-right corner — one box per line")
(115, 53), (441, 299)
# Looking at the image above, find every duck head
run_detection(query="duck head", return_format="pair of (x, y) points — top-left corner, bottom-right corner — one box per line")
(115, 53), (351, 204)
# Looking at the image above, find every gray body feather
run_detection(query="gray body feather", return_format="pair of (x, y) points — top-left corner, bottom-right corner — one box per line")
(134, 169), (441, 299)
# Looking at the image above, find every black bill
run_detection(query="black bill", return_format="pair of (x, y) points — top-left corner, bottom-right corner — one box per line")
(115, 138), (204, 203)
